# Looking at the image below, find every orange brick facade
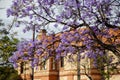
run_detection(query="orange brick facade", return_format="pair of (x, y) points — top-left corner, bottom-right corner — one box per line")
(17, 29), (120, 80)
(18, 54), (120, 80)
(18, 57), (103, 80)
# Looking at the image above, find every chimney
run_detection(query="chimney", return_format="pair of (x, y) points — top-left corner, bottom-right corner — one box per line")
(37, 29), (47, 40)
(70, 27), (75, 31)
(41, 29), (47, 36)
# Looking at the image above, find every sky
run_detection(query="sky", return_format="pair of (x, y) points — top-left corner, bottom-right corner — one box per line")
(0, 0), (63, 40)
(0, 0), (33, 40)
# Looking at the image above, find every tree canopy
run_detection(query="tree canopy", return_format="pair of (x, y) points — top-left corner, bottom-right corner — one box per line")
(0, 20), (19, 66)
(8, 0), (120, 66)
(0, 66), (22, 80)
(7, 0), (120, 80)
(0, 20), (21, 80)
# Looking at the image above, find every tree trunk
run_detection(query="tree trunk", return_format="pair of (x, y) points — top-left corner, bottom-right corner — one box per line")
(31, 67), (34, 80)
(77, 53), (81, 80)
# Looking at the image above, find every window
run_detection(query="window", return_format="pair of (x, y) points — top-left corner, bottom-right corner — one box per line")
(61, 57), (64, 67)
(51, 57), (56, 70)
(40, 58), (46, 70)
(42, 60), (46, 70)
(20, 62), (24, 74)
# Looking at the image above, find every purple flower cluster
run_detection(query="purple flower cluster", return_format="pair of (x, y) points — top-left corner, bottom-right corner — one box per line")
(8, 0), (120, 68)
(9, 27), (120, 68)
(9, 40), (42, 67)
(7, 0), (119, 32)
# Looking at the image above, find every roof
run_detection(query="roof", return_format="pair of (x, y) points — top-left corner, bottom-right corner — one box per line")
(37, 27), (120, 46)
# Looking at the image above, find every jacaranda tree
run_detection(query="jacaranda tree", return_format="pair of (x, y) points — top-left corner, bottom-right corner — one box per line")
(8, 0), (120, 80)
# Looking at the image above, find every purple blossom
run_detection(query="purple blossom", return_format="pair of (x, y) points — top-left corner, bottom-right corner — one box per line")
(13, 1), (19, 7)
(23, 29), (26, 33)
(65, 9), (72, 18)
(62, 25), (68, 30)
(54, 24), (58, 28)
(7, 9), (13, 17)
(50, 0), (54, 4)
(15, 22), (19, 27)
(81, 29), (90, 35)
(26, 6), (32, 11)
(56, 15), (62, 22)
(13, 63), (18, 68)
(22, 57), (29, 60)
(8, 0), (120, 69)
(36, 50), (43, 55)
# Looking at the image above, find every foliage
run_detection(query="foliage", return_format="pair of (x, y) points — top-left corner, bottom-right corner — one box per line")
(0, 20), (20, 80)
(0, 66), (22, 80)
(0, 31), (19, 65)
(0, 19), (19, 65)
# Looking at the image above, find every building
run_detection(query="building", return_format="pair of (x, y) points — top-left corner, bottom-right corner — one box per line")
(17, 28), (120, 80)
